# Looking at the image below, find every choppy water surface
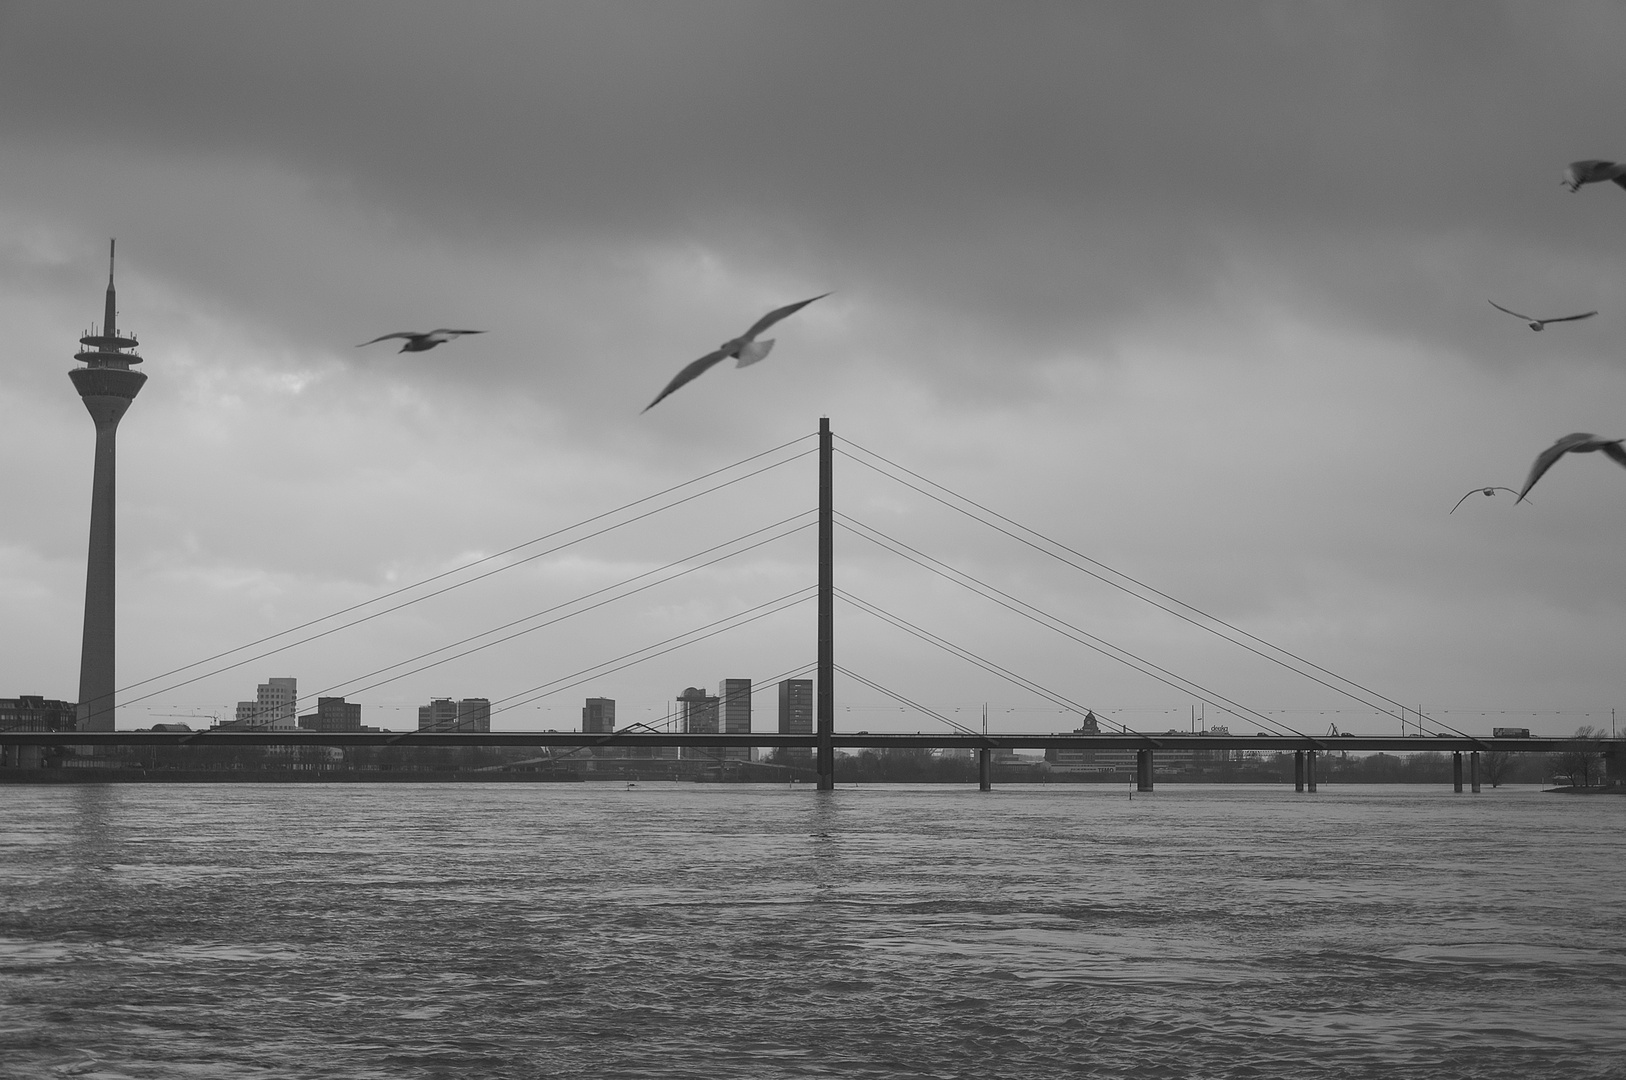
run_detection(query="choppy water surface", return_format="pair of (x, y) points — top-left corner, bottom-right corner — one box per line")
(2, 782), (1623, 1079)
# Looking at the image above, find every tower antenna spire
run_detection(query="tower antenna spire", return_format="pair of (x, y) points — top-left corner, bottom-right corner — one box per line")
(102, 238), (118, 345)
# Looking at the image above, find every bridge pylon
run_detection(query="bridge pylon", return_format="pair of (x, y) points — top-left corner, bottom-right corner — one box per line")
(817, 418), (834, 790)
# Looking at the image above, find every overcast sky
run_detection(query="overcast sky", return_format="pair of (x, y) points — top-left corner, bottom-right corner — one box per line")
(4, 2), (1626, 738)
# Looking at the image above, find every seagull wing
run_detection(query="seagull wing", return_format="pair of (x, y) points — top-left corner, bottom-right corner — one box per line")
(1488, 301), (1531, 322)
(1541, 311), (1597, 324)
(1517, 433), (1597, 502)
(1602, 441), (1626, 469)
(741, 292), (831, 341)
(357, 332), (420, 347)
(427, 329), (486, 338)
(642, 348), (730, 412)
(1450, 486), (1522, 514)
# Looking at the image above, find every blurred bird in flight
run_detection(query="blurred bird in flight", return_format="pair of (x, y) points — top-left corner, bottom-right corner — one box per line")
(643, 293), (829, 412)
(1561, 160), (1626, 193)
(1449, 487), (1524, 514)
(1487, 301), (1596, 331)
(357, 329), (486, 353)
(1517, 433), (1626, 503)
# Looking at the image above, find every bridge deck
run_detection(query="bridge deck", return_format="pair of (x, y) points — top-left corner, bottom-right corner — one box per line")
(1, 730), (1616, 755)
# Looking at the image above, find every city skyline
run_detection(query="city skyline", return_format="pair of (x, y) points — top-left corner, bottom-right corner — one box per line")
(6, 6), (1626, 740)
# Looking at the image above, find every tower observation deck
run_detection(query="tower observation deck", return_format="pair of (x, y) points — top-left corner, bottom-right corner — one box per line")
(70, 240), (146, 731)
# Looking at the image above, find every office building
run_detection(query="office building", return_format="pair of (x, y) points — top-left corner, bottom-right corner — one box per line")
(718, 678), (751, 761)
(582, 697), (615, 734)
(457, 698), (491, 732)
(298, 696), (363, 733)
(1, 696), (78, 732)
(677, 686), (718, 760)
(777, 679), (812, 735)
(778, 678), (813, 763)
(418, 697), (491, 732)
(232, 677), (298, 730)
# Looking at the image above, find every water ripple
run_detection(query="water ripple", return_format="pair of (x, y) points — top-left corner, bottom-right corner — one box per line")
(1, 783), (1622, 1078)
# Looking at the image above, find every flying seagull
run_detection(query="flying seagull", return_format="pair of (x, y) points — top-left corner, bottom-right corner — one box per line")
(357, 329), (486, 353)
(1449, 486), (1525, 514)
(1487, 301), (1596, 331)
(642, 293), (829, 412)
(1561, 160), (1626, 193)
(1517, 433), (1626, 503)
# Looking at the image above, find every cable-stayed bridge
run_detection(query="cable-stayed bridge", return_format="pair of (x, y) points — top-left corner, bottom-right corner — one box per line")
(5, 419), (1620, 790)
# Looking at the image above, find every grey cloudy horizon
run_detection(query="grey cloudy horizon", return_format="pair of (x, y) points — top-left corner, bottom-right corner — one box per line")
(4, 2), (1626, 736)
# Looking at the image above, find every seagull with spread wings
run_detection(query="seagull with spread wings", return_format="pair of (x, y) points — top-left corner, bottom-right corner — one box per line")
(357, 329), (486, 353)
(1449, 487), (1525, 514)
(1488, 301), (1596, 331)
(1561, 160), (1626, 193)
(1517, 433), (1626, 503)
(643, 293), (829, 413)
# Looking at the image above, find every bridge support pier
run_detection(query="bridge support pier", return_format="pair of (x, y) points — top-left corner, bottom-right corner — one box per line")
(1136, 749), (1154, 792)
(1470, 751), (1480, 793)
(978, 747), (991, 791)
(1306, 750), (1317, 792)
(1294, 750), (1304, 792)
(1453, 751), (1463, 793)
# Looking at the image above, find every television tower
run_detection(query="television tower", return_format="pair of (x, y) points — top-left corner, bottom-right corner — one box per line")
(69, 240), (146, 731)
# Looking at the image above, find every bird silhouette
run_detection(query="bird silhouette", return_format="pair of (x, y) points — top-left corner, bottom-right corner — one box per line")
(1517, 433), (1626, 503)
(357, 329), (486, 353)
(1487, 301), (1596, 331)
(642, 293), (829, 412)
(1561, 160), (1626, 193)
(1449, 486), (1524, 514)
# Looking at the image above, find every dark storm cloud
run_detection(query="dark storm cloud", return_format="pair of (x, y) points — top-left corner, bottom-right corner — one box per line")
(9, 0), (1626, 365)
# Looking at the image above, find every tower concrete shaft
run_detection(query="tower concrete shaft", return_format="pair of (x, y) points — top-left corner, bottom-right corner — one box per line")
(70, 240), (145, 731)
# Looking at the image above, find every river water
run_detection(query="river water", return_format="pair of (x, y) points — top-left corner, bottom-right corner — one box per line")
(1, 782), (1623, 1079)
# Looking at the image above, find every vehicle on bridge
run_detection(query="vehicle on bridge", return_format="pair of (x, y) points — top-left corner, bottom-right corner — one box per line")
(1493, 727), (1532, 738)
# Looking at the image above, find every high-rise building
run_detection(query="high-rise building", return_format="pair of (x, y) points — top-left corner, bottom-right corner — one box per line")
(456, 698), (491, 733)
(419, 697), (458, 731)
(677, 687), (718, 733)
(677, 686), (718, 760)
(70, 241), (146, 731)
(298, 696), (363, 732)
(718, 678), (751, 761)
(778, 678), (813, 763)
(778, 679), (812, 734)
(582, 697), (615, 734)
(418, 697), (490, 732)
(232, 677), (298, 730)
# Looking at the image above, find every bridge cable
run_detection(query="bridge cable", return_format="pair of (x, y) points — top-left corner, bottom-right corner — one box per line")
(835, 437), (1419, 734)
(490, 587), (817, 718)
(498, 660), (819, 764)
(227, 516), (817, 726)
(122, 446), (816, 711)
(833, 665), (982, 738)
(834, 587), (1180, 740)
(835, 515), (1312, 740)
(117, 433), (815, 698)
